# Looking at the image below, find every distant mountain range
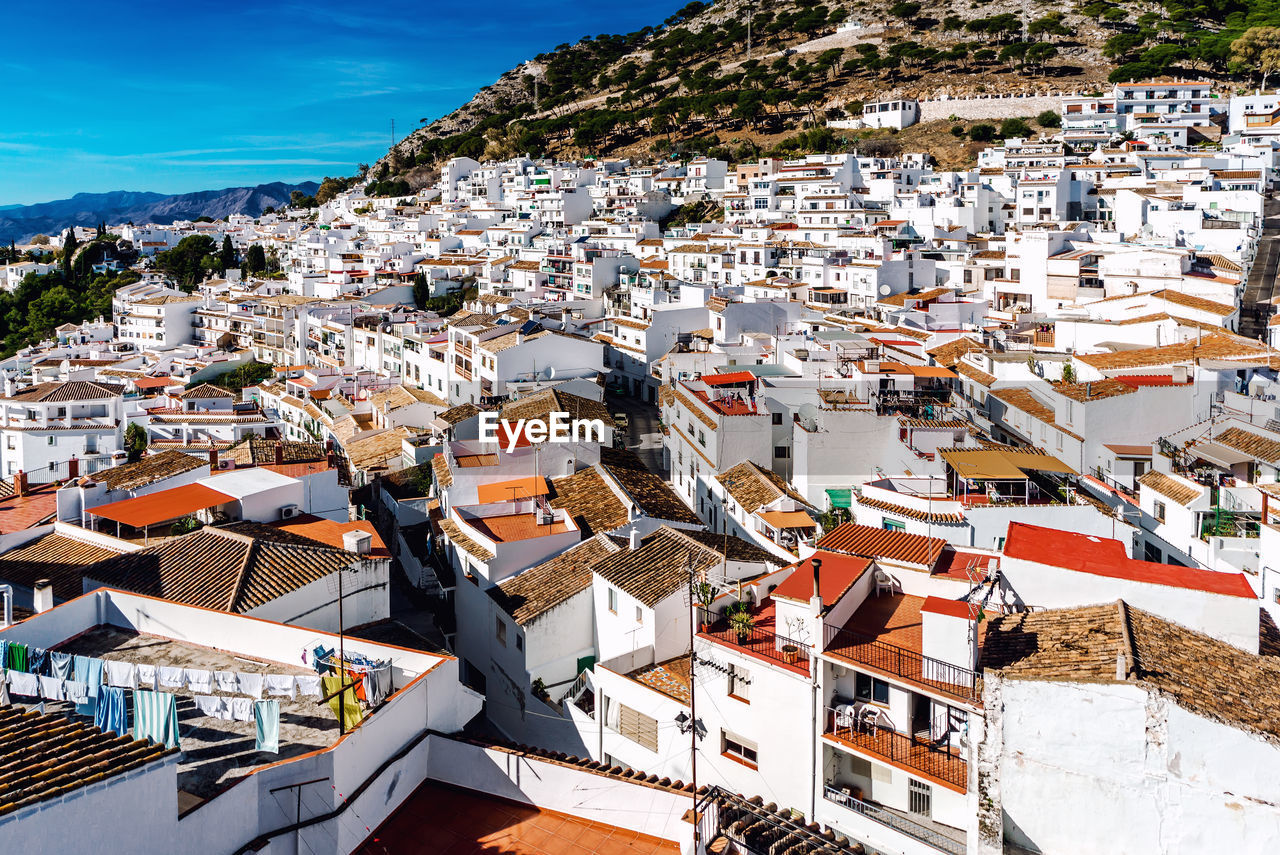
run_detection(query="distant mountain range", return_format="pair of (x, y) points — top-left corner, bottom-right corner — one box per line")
(0, 181), (320, 244)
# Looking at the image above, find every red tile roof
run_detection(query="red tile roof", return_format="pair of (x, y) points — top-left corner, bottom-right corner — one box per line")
(772, 551), (871, 606)
(817, 523), (947, 568)
(1003, 522), (1255, 598)
(921, 595), (979, 620)
(87, 483), (229, 528)
(701, 371), (755, 386)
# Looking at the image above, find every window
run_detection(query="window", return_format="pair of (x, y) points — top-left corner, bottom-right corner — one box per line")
(855, 673), (890, 705)
(1153, 500), (1166, 523)
(774, 446), (790, 459)
(722, 732), (758, 767)
(883, 519), (905, 533)
(47, 436), (55, 446)
(635, 605), (643, 623)
(495, 617), (507, 647)
(908, 779), (933, 817)
(618, 704), (658, 752)
(608, 587), (618, 614)
(772, 412), (783, 425)
(728, 664), (750, 702)
(515, 634), (523, 651)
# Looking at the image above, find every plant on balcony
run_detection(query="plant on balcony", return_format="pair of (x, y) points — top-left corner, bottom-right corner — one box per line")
(531, 677), (550, 702)
(781, 644), (800, 664)
(729, 610), (755, 643)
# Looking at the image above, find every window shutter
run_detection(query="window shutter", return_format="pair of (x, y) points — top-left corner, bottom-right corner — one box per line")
(618, 704), (658, 752)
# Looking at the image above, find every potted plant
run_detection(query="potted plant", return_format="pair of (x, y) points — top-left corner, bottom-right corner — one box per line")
(693, 579), (720, 631)
(730, 610), (755, 644)
(781, 644), (799, 664)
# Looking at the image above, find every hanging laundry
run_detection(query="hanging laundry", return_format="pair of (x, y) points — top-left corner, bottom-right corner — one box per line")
(184, 668), (213, 694)
(0, 674), (8, 706)
(94, 686), (129, 738)
(38, 676), (65, 701)
(49, 651), (73, 681)
(345, 668), (367, 702)
(237, 672), (264, 699)
(214, 671), (239, 694)
(132, 689), (179, 749)
(321, 674), (363, 731)
(27, 647), (48, 675)
(136, 663), (157, 687)
(8, 670), (39, 697)
(367, 663), (395, 705)
(73, 656), (103, 717)
(294, 674), (322, 698)
(254, 699), (280, 754)
(104, 660), (139, 689)
(313, 646), (334, 674)
(6, 642), (27, 673)
(157, 665), (185, 689)
(0, 640), (7, 670)
(229, 697), (253, 722)
(64, 680), (88, 706)
(264, 674), (296, 700)
(193, 695), (228, 720)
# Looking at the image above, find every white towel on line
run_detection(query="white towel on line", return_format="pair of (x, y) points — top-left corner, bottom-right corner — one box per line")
(294, 674), (322, 698)
(236, 673), (263, 699)
(264, 674), (296, 700)
(38, 676), (65, 701)
(136, 663), (157, 687)
(65, 680), (88, 704)
(184, 668), (213, 694)
(194, 695), (228, 719)
(158, 666), (185, 688)
(214, 671), (239, 694)
(104, 660), (138, 689)
(229, 697), (254, 722)
(8, 671), (38, 697)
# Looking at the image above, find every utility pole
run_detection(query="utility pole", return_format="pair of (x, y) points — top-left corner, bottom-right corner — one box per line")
(686, 560), (700, 851)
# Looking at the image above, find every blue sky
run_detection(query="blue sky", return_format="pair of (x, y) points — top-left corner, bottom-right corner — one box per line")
(0, 0), (683, 205)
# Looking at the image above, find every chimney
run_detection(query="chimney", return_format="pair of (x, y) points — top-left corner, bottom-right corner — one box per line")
(68, 456), (79, 480)
(33, 579), (53, 614)
(1172, 364), (1188, 384)
(208, 447), (219, 469)
(274, 443), (285, 466)
(14, 470), (27, 498)
(342, 529), (374, 555)
(811, 557), (822, 602)
(629, 527), (642, 550)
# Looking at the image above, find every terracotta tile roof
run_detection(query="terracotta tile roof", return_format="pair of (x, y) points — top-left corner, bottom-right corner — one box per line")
(81, 524), (360, 613)
(716, 460), (810, 515)
(594, 527), (770, 608)
(345, 427), (413, 472)
(0, 704), (175, 818)
(179, 383), (234, 400)
(548, 467), (630, 535)
(1050, 379), (1136, 402)
(1075, 333), (1265, 371)
(1214, 426), (1280, 463)
(371, 384), (446, 411)
(491, 534), (623, 624)
(436, 403), (481, 425)
(500, 389), (613, 428)
(222, 437), (325, 467)
(855, 494), (967, 524)
(597, 448), (700, 526)
(989, 386), (1059, 424)
(817, 522), (946, 568)
(983, 601), (1280, 740)
(1150, 289), (1235, 317)
(0, 532), (125, 601)
(438, 517), (495, 562)
(431, 453), (453, 489)
(1137, 469), (1202, 506)
(877, 287), (953, 307)
(955, 360), (996, 387)
(926, 337), (985, 368)
(3, 381), (124, 403)
(87, 449), (206, 491)
(629, 657), (692, 704)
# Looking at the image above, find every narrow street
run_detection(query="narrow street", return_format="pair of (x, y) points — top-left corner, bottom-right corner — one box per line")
(605, 390), (666, 476)
(1239, 194), (1280, 341)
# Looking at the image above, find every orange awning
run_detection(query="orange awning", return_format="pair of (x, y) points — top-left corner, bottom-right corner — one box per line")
(88, 483), (230, 528)
(759, 510), (816, 530)
(476, 476), (549, 504)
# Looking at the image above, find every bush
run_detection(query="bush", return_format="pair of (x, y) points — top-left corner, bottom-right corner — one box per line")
(999, 117), (1033, 138)
(968, 123), (996, 142)
(950, 124), (967, 137)
(1036, 110), (1062, 128)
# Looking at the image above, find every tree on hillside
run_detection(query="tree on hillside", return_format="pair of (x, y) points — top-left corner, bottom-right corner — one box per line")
(61, 231), (78, 280)
(245, 244), (267, 275)
(412, 273), (432, 309)
(156, 235), (218, 288)
(1231, 28), (1280, 89)
(219, 236), (236, 273)
(125, 422), (148, 463)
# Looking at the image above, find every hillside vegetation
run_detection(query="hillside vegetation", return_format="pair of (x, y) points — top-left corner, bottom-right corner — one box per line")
(372, 0), (1280, 179)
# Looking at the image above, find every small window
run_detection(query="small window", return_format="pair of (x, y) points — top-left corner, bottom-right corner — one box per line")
(495, 616), (507, 647)
(883, 519), (905, 532)
(728, 664), (750, 702)
(909, 779), (933, 817)
(608, 587), (618, 614)
(855, 672), (890, 705)
(774, 446), (790, 459)
(722, 731), (758, 767)
(635, 605), (643, 623)
(47, 436), (55, 446)
(772, 412), (783, 425)
(1153, 500), (1166, 523)
(515, 634), (523, 651)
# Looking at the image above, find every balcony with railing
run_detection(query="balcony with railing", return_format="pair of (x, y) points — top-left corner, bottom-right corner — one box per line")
(697, 601), (810, 676)
(823, 707), (967, 791)
(822, 784), (965, 855)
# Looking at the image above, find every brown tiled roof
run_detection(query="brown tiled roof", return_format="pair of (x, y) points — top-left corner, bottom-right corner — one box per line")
(549, 467), (630, 535)
(0, 532), (125, 601)
(1214, 426), (1280, 463)
(81, 524), (359, 612)
(1137, 470), (1201, 506)
(438, 517), (495, 562)
(500, 389), (614, 428)
(371, 384), (446, 411)
(1075, 333), (1265, 371)
(983, 601), (1280, 741)
(855, 494), (966, 524)
(431, 453), (453, 489)
(955, 361), (996, 387)
(600, 448), (701, 526)
(1050, 380), (1136, 402)
(989, 386), (1055, 422)
(716, 460), (809, 514)
(674, 389), (718, 431)
(926, 337), (985, 368)
(345, 427), (413, 471)
(491, 534), (623, 624)
(817, 522), (946, 568)
(3, 381), (124, 403)
(436, 403), (482, 426)
(593, 526), (767, 607)
(222, 437), (325, 467)
(88, 449), (206, 492)
(877, 287), (953, 307)
(1150, 289), (1235, 317)
(629, 657), (692, 704)
(0, 705), (175, 818)
(179, 383), (234, 400)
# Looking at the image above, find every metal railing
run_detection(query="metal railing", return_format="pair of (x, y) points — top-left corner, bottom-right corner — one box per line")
(698, 607), (811, 674)
(823, 785), (964, 855)
(824, 708), (968, 789)
(823, 624), (982, 704)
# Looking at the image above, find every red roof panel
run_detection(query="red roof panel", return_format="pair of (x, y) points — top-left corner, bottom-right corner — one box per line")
(88, 483), (229, 528)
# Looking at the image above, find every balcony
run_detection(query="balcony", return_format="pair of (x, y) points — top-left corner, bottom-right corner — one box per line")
(698, 601), (810, 676)
(822, 785), (964, 855)
(824, 708), (967, 791)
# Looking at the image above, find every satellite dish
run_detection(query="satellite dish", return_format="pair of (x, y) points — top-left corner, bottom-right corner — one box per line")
(798, 403), (819, 431)
(544, 365), (556, 380)
(59, 359), (70, 374)
(879, 284), (892, 296)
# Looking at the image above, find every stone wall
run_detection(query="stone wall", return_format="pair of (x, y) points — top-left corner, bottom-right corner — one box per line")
(920, 93), (1077, 122)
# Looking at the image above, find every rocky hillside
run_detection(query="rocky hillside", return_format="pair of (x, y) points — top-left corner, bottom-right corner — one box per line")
(0, 181), (320, 244)
(375, 0), (1258, 177)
